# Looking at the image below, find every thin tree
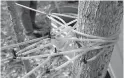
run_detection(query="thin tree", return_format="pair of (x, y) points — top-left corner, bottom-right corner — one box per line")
(7, 1), (36, 78)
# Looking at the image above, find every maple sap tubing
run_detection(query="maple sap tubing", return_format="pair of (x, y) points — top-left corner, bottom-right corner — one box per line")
(50, 6), (78, 27)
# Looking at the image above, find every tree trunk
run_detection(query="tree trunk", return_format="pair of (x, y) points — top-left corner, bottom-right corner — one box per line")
(7, 1), (36, 78)
(72, 1), (123, 78)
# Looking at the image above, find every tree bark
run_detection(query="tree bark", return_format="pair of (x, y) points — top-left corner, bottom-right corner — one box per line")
(7, 1), (36, 78)
(72, 1), (123, 78)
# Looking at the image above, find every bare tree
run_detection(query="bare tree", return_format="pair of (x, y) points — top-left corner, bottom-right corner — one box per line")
(72, 1), (123, 78)
(7, 1), (36, 78)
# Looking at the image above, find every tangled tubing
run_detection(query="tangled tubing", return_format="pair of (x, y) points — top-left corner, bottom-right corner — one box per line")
(1, 3), (120, 78)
